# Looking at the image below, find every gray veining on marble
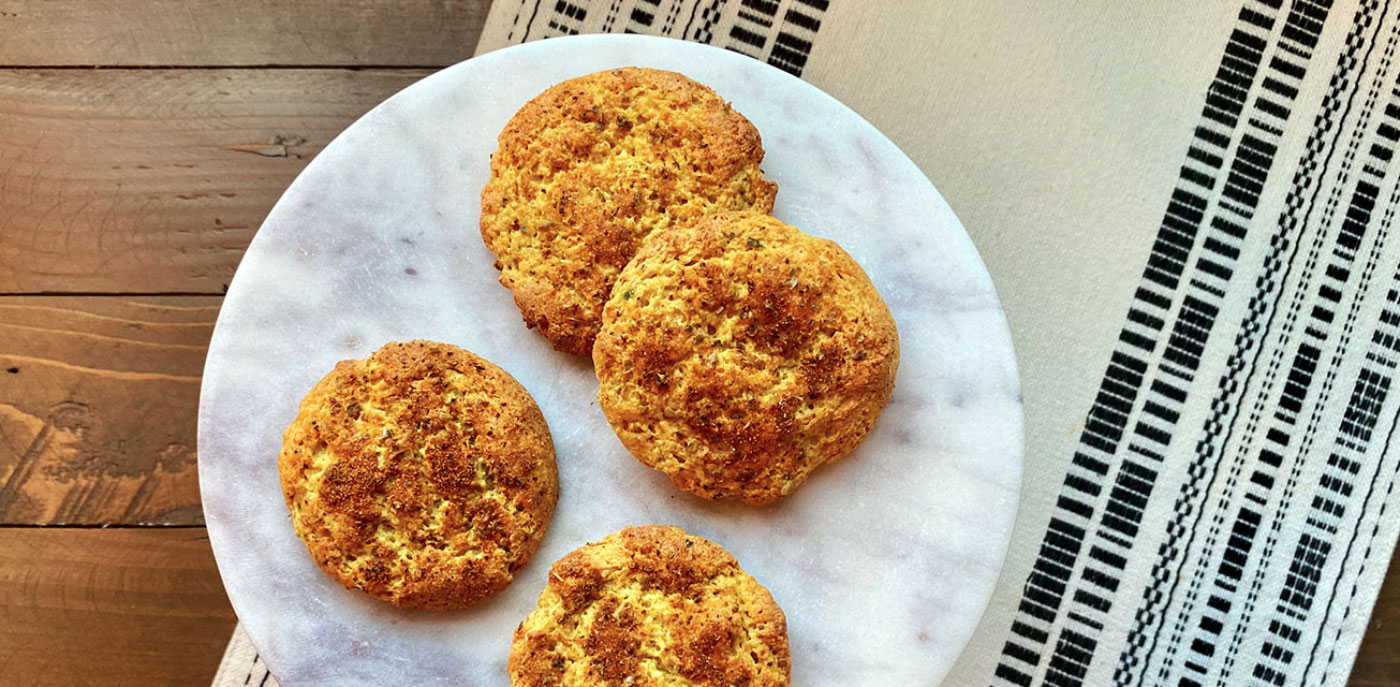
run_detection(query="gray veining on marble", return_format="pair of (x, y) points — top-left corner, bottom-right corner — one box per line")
(198, 35), (1022, 687)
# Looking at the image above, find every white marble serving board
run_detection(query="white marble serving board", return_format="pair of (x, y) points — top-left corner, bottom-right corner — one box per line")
(198, 35), (1022, 687)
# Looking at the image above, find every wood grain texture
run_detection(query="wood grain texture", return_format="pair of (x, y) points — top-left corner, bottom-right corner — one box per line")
(0, 527), (235, 687)
(0, 68), (431, 294)
(0, 296), (219, 525)
(0, 0), (489, 66)
(1351, 545), (1400, 686)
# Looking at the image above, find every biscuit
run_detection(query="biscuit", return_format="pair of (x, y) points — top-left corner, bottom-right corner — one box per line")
(593, 211), (899, 505)
(278, 340), (558, 609)
(509, 525), (789, 687)
(480, 67), (778, 355)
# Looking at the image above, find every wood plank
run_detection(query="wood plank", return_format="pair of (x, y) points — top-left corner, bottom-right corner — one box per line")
(0, 296), (219, 524)
(0, 0), (490, 67)
(0, 527), (235, 687)
(0, 68), (429, 294)
(1350, 545), (1400, 686)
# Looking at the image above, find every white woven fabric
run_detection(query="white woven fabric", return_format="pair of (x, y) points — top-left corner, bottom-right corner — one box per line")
(212, 623), (278, 687)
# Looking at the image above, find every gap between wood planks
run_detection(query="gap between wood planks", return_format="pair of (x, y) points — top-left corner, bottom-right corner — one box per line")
(0, 296), (221, 525)
(0, 0), (492, 67)
(0, 68), (429, 523)
(0, 527), (235, 687)
(0, 68), (431, 294)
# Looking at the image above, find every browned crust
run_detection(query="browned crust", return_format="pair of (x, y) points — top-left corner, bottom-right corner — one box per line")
(480, 67), (778, 355)
(509, 525), (789, 687)
(277, 340), (558, 609)
(593, 211), (900, 505)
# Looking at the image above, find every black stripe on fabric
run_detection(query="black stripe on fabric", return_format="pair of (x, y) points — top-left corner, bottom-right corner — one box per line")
(740, 0), (779, 14)
(1117, 2), (1385, 684)
(728, 25), (766, 48)
(774, 31), (813, 52)
(738, 9), (773, 29)
(1208, 10), (1400, 684)
(784, 9), (822, 32)
(992, 3), (1308, 681)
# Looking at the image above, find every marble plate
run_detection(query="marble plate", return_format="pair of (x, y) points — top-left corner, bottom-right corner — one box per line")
(198, 35), (1022, 687)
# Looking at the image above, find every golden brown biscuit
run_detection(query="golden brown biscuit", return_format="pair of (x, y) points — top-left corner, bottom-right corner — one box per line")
(278, 340), (558, 609)
(509, 525), (789, 687)
(593, 211), (899, 505)
(480, 67), (778, 355)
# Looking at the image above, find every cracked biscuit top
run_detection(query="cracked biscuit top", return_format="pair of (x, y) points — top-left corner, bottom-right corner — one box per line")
(278, 340), (558, 609)
(510, 525), (789, 687)
(480, 67), (777, 355)
(594, 211), (899, 505)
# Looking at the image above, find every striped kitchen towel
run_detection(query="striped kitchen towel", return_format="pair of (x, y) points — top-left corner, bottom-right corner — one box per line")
(214, 1), (1400, 685)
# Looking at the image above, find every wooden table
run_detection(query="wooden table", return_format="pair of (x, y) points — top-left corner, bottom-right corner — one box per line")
(0, 2), (1393, 685)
